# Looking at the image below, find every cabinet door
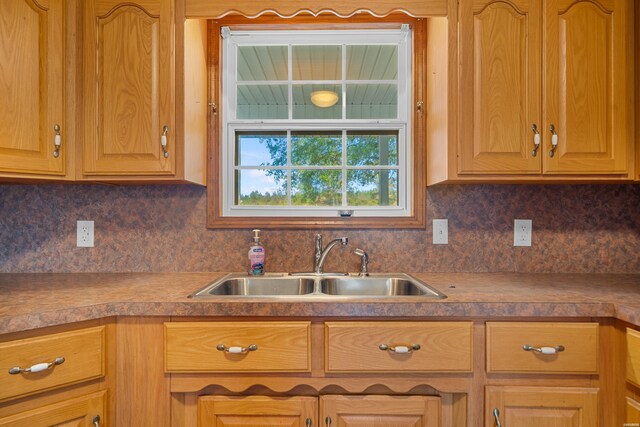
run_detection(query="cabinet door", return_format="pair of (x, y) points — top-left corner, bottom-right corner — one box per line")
(627, 397), (640, 424)
(486, 386), (598, 427)
(458, 0), (542, 174)
(0, 391), (105, 427)
(82, 0), (175, 176)
(198, 396), (317, 427)
(0, 0), (65, 176)
(544, 0), (631, 174)
(321, 395), (440, 427)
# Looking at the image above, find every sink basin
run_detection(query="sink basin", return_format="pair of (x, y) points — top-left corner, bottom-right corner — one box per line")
(320, 274), (445, 298)
(192, 274), (315, 297)
(190, 273), (446, 299)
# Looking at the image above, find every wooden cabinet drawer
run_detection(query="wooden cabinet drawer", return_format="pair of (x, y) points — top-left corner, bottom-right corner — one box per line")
(486, 322), (598, 374)
(627, 328), (640, 387)
(164, 322), (311, 372)
(0, 326), (105, 401)
(325, 322), (473, 373)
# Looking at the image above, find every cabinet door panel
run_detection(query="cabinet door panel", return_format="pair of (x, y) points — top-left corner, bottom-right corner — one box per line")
(458, 0), (541, 174)
(544, 0), (630, 174)
(198, 396), (317, 427)
(83, 0), (175, 175)
(627, 397), (640, 423)
(0, 0), (64, 175)
(321, 395), (440, 427)
(486, 386), (598, 427)
(0, 391), (105, 427)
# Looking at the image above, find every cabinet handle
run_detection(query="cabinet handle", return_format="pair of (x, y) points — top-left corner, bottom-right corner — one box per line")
(161, 125), (169, 158)
(305, 418), (312, 427)
(53, 124), (61, 158)
(216, 344), (258, 354)
(9, 356), (65, 375)
(325, 416), (332, 426)
(522, 344), (565, 354)
(531, 124), (540, 157)
(379, 344), (421, 353)
(92, 415), (100, 427)
(548, 124), (558, 157)
(493, 408), (502, 427)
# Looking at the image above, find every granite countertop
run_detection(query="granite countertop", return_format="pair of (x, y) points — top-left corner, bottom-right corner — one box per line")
(0, 272), (639, 334)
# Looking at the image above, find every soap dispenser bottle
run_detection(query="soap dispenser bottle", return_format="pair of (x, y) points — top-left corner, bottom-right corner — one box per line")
(248, 229), (265, 275)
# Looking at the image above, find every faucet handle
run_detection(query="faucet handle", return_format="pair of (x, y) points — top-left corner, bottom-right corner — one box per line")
(354, 248), (369, 276)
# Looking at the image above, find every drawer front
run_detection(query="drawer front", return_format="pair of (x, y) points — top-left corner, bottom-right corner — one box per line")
(0, 326), (105, 401)
(486, 322), (598, 374)
(627, 328), (640, 386)
(325, 322), (473, 372)
(164, 322), (311, 372)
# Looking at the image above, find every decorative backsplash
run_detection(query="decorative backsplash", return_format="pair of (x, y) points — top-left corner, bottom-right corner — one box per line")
(1, 184), (638, 273)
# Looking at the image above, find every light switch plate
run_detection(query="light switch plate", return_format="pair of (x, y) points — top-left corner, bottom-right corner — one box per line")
(514, 219), (532, 247)
(433, 219), (448, 245)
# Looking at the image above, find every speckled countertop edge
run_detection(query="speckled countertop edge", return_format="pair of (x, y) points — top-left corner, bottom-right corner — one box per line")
(0, 272), (638, 334)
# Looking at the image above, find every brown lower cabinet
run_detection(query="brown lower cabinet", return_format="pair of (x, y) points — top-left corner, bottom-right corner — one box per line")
(486, 386), (598, 427)
(198, 395), (441, 427)
(0, 391), (105, 427)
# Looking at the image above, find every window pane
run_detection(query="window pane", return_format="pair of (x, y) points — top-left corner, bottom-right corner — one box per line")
(346, 45), (398, 80)
(291, 131), (342, 166)
(347, 170), (398, 206)
(347, 131), (398, 166)
(238, 46), (288, 81)
(236, 132), (287, 166)
(292, 46), (341, 80)
(236, 169), (287, 206)
(291, 170), (342, 206)
(346, 84), (397, 119)
(293, 84), (341, 119)
(237, 85), (288, 119)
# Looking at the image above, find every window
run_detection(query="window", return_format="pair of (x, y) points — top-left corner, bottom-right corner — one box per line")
(208, 19), (426, 228)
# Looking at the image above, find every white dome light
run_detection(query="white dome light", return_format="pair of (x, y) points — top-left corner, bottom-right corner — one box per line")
(310, 90), (339, 108)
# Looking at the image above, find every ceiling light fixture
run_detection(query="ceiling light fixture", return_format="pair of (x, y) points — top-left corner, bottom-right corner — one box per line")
(310, 90), (339, 108)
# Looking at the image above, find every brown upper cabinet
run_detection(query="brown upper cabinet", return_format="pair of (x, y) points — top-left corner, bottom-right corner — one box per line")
(428, 0), (635, 184)
(81, 0), (207, 183)
(0, 0), (67, 179)
(82, 0), (176, 178)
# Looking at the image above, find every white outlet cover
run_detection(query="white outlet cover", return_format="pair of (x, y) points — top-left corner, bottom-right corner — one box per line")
(77, 220), (94, 248)
(433, 219), (448, 245)
(514, 219), (532, 247)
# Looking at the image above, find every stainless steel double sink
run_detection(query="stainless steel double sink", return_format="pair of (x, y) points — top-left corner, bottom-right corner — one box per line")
(190, 273), (446, 299)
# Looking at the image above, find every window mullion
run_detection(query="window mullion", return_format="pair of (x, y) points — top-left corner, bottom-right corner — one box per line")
(287, 45), (293, 120)
(287, 130), (292, 207)
(341, 129), (347, 207)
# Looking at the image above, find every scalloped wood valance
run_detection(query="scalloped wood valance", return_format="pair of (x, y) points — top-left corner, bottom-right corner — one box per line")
(185, 0), (448, 19)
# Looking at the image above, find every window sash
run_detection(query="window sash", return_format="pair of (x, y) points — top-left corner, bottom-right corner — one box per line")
(221, 28), (412, 218)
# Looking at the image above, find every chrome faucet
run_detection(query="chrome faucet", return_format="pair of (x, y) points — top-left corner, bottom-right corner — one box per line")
(314, 234), (348, 274)
(354, 248), (369, 276)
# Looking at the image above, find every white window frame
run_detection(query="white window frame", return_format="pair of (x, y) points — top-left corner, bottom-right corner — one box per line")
(221, 28), (412, 218)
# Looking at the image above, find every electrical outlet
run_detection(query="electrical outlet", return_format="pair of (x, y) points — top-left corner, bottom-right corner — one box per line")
(433, 219), (448, 245)
(514, 219), (532, 247)
(77, 220), (94, 248)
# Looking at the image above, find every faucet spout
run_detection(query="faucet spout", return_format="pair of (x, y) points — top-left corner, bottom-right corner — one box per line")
(314, 235), (348, 274)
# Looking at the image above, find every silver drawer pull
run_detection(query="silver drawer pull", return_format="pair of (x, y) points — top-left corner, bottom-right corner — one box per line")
(161, 125), (169, 158)
(548, 124), (558, 157)
(53, 124), (61, 158)
(531, 124), (540, 157)
(93, 415), (100, 427)
(379, 344), (421, 353)
(493, 408), (502, 427)
(216, 344), (258, 354)
(9, 356), (65, 375)
(523, 344), (565, 355)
